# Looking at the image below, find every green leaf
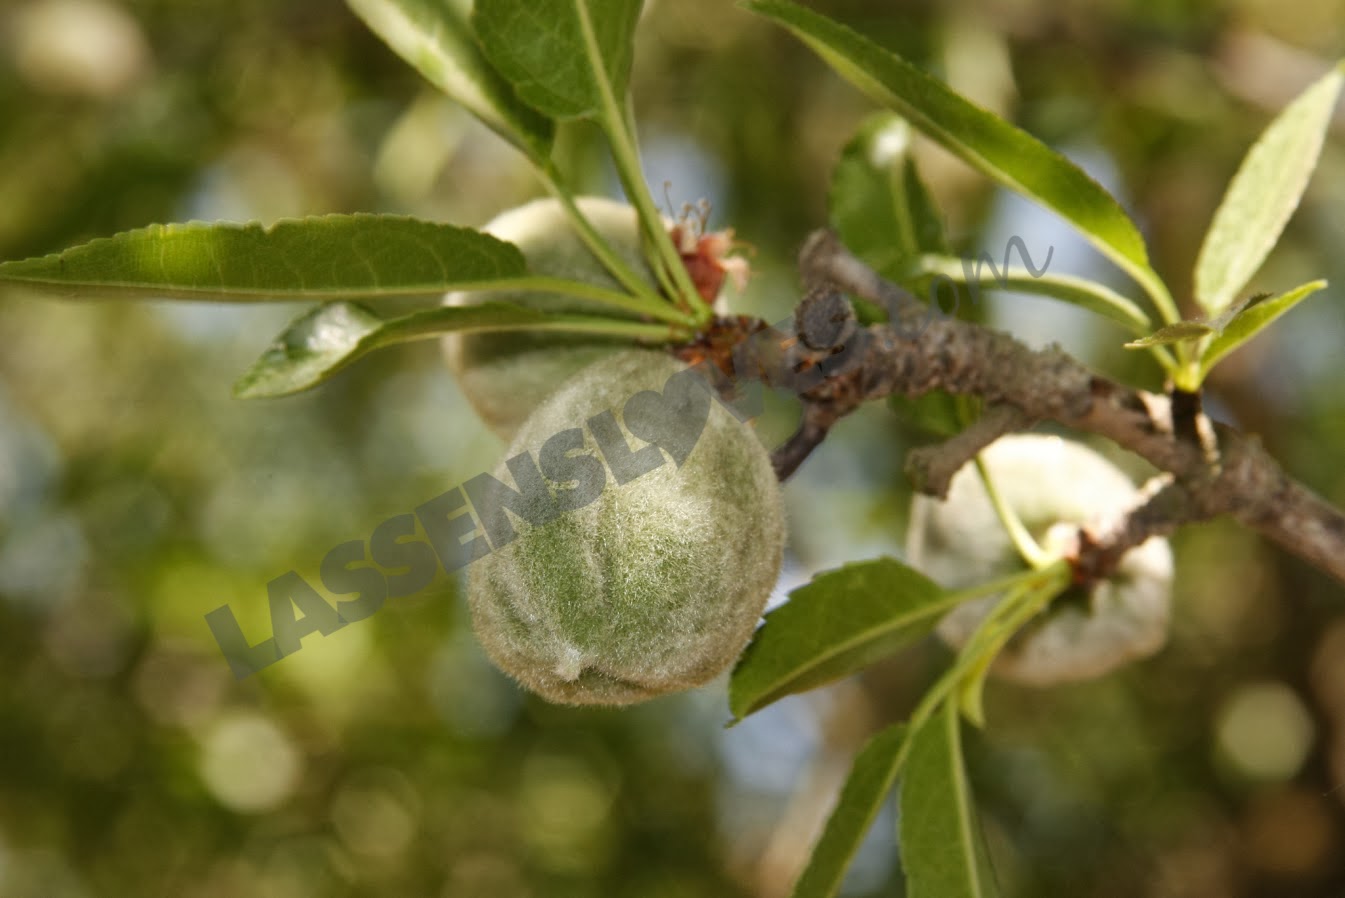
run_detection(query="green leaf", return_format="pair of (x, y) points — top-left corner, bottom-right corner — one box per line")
(0, 216), (526, 302)
(791, 724), (909, 898)
(1122, 319), (1215, 349)
(347, 0), (554, 162)
(830, 112), (948, 281)
(744, 0), (1175, 322)
(728, 558), (949, 721)
(1194, 62), (1344, 318)
(234, 300), (677, 399)
(473, 0), (643, 120)
(945, 569), (1068, 729)
(911, 254), (1154, 336)
(469, 0), (707, 320)
(1199, 279), (1328, 378)
(900, 702), (1000, 898)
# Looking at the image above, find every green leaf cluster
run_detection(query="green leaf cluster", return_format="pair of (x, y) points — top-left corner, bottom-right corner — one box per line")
(3, 3), (1342, 894)
(729, 553), (1068, 897)
(0, 0), (714, 397)
(761, 0), (1338, 388)
(729, 6), (1340, 893)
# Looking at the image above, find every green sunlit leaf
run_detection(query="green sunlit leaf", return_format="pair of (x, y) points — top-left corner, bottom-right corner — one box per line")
(910, 254), (1153, 336)
(790, 724), (909, 898)
(234, 300), (670, 399)
(1123, 320), (1214, 349)
(744, 0), (1172, 320)
(347, 0), (554, 162)
(234, 301), (533, 398)
(1199, 280), (1328, 378)
(830, 112), (948, 280)
(0, 216), (526, 302)
(900, 702), (1000, 898)
(473, 0), (642, 120)
(729, 558), (948, 720)
(1194, 62), (1343, 317)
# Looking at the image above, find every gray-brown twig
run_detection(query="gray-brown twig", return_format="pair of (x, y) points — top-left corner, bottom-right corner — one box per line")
(767, 229), (1345, 587)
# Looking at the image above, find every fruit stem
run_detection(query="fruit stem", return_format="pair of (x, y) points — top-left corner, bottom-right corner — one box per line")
(973, 455), (1052, 569)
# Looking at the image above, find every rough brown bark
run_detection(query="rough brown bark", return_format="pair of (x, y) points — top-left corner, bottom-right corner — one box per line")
(765, 230), (1345, 587)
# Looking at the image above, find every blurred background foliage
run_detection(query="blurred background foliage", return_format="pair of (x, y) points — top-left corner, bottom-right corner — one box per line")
(1, 0), (1345, 895)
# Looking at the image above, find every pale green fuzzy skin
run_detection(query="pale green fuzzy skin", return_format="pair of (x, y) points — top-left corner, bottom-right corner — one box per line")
(468, 350), (786, 706)
(906, 434), (1174, 685)
(443, 196), (656, 440)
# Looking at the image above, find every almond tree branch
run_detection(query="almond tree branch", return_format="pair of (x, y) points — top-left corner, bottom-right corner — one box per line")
(1073, 475), (1193, 582)
(768, 230), (1345, 587)
(903, 404), (1035, 498)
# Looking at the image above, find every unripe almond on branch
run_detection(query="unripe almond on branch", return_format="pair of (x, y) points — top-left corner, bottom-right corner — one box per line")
(467, 349), (786, 706)
(906, 434), (1174, 685)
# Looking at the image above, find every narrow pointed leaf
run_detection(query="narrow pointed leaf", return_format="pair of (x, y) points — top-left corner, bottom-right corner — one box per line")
(913, 253), (1153, 335)
(899, 702), (1000, 898)
(729, 558), (949, 721)
(1194, 63), (1343, 317)
(0, 216), (527, 302)
(791, 724), (909, 898)
(1199, 279), (1328, 378)
(473, 0), (642, 120)
(830, 112), (948, 281)
(234, 300), (654, 399)
(347, 0), (554, 162)
(745, 0), (1162, 306)
(1123, 320), (1214, 349)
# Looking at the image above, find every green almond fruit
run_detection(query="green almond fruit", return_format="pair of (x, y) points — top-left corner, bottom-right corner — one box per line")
(467, 349), (787, 706)
(906, 434), (1174, 685)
